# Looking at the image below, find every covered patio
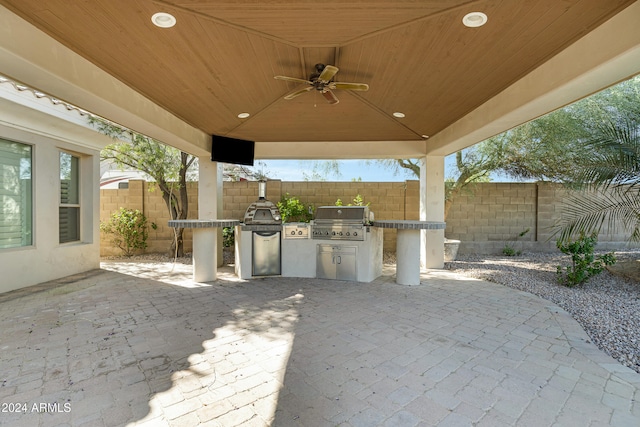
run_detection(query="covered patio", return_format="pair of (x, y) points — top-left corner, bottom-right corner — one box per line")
(1, 1), (640, 289)
(1, 261), (639, 426)
(1, 2), (640, 426)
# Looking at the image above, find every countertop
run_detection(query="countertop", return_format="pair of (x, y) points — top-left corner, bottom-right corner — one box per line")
(168, 219), (240, 228)
(372, 220), (446, 230)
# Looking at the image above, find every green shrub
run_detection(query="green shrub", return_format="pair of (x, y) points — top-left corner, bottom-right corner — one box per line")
(100, 208), (149, 257)
(277, 193), (313, 223)
(556, 232), (616, 287)
(502, 228), (530, 256)
(335, 194), (369, 207)
(222, 226), (235, 248)
(502, 245), (519, 257)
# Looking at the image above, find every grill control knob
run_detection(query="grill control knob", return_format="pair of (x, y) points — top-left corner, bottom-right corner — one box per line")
(298, 230), (302, 235)
(353, 232), (358, 236)
(332, 231), (336, 236)
(290, 230), (295, 235)
(346, 232), (351, 236)
(338, 231), (343, 236)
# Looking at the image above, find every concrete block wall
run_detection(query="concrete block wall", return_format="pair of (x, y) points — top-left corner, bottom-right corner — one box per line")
(100, 180), (634, 257)
(100, 180), (199, 256)
(445, 182), (632, 255)
(445, 183), (538, 254)
(100, 180), (145, 256)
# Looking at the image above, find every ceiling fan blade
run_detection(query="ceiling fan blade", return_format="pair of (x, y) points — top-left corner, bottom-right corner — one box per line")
(331, 82), (369, 92)
(318, 65), (339, 82)
(322, 89), (339, 105)
(284, 86), (314, 100)
(274, 75), (312, 85)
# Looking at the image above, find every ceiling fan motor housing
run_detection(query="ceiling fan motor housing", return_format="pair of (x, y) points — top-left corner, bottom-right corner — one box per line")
(275, 63), (367, 104)
(310, 64), (325, 83)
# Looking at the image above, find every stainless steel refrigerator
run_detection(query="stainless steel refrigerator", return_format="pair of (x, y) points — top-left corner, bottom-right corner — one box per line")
(252, 231), (281, 276)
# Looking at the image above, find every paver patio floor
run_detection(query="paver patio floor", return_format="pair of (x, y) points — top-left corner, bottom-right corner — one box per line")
(1, 261), (639, 426)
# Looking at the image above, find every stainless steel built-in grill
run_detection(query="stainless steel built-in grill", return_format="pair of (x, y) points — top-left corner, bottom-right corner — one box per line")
(312, 206), (371, 241)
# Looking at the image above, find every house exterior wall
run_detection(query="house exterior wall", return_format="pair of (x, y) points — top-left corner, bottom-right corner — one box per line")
(0, 86), (110, 293)
(100, 180), (634, 257)
(0, 125), (103, 293)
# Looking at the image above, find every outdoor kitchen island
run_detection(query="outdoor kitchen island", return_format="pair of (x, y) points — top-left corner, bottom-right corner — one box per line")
(235, 206), (383, 283)
(235, 224), (383, 282)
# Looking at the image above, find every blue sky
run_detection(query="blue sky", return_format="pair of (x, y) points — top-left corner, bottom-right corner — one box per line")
(258, 159), (415, 182)
(259, 156), (471, 182)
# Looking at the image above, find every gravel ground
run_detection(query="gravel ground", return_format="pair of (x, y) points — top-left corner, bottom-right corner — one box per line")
(446, 250), (640, 374)
(103, 249), (640, 374)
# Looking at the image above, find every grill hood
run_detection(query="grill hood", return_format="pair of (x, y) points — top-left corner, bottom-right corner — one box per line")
(314, 206), (371, 224)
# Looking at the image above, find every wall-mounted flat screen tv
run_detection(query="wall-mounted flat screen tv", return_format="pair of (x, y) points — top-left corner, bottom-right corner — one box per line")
(211, 135), (255, 166)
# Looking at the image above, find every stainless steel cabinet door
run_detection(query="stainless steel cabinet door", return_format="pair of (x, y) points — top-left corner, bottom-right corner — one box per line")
(316, 244), (336, 279)
(335, 246), (357, 281)
(316, 245), (357, 281)
(252, 231), (281, 276)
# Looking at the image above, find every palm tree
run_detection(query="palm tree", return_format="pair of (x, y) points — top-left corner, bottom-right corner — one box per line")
(554, 117), (640, 242)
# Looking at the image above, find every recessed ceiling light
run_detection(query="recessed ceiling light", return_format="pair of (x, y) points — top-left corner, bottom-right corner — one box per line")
(152, 12), (176, 28)
(393, 112), (405, 118)
(237, 112), (250, 119)
(422, 135), (430, 139)
(462, 12), (487, 28)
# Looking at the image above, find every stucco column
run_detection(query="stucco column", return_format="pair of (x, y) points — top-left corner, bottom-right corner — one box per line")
(193, 158), (222, 282)
(216, 165), (224, 267)
(420, 156), (445, 268)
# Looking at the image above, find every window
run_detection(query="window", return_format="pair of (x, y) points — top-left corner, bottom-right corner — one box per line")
(59, 151), (80, 243)
(0, 139), (32, 249)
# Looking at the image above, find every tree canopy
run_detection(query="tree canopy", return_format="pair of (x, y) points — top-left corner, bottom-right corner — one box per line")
(90, 117), (196, 256)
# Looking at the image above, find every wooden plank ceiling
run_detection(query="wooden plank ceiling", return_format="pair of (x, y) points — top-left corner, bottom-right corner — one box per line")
(0, 0), (635, 146)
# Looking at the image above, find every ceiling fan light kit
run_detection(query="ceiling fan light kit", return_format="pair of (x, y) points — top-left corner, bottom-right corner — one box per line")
(275, 63), (369, 105)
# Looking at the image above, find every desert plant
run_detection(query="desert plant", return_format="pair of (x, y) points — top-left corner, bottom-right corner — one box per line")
(556, 232), (616, 287)
(277, 193), (313, 223)
(502, 228), (530, 256)
(100, 208), (149, 257)
(501, 245), (518, 257)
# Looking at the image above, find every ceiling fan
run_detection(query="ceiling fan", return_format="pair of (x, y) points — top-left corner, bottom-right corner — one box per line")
(274, 63), (369, 105)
